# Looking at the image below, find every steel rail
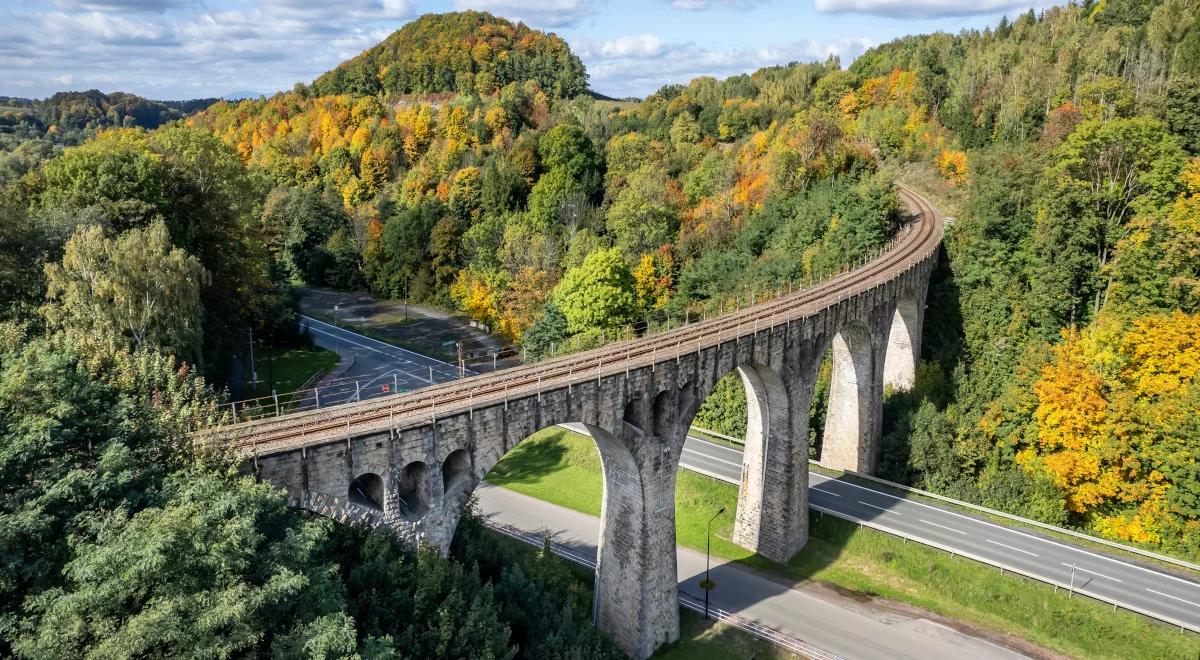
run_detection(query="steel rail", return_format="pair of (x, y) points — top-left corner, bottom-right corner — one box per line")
(205, 186), (941, 454)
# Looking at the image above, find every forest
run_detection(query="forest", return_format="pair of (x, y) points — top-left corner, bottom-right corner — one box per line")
(0, 90), (218, 188)
(0, 0), (1199, 655)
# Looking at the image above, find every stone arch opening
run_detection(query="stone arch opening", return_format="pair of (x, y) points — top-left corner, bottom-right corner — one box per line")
(442, 449), (472, 496)
(622, 396), (642, 431)
(348, 472), (384, 511)
(883, 287), (921, 392)
(461, 419), (678, 658)
(821, 320), (879, 473)
(396, 461), (430, 518)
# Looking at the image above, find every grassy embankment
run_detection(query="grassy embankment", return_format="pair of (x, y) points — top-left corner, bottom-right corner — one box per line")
(246, 345), (339, 397)
(485, 427), (1200, 660)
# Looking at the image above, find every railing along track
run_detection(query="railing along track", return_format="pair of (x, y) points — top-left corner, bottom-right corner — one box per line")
(206, 187), (941, 455)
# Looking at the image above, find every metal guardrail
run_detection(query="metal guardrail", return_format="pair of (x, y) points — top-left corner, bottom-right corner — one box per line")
(830, 467), (1200, 575)
(683, 428), (1199, 634)
(689, 425), (1200, 577)
(481, 518), (841, 658)
(809, 503), (1199, 635)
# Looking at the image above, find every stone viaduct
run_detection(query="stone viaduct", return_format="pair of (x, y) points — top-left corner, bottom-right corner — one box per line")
(211, 188), (942, 659)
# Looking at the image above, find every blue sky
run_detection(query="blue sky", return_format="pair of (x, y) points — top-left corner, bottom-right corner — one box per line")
(0, 0), (1060, 100)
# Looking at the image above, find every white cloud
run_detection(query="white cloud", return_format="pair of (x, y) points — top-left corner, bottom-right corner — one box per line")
(0, 0), (418, 99)
(575, 34), (665, 59)
(50, 0), (188, 12)
(814, 0), (1033, 18)
(667, 0), (765, 10)
(576, 35), (875, 98)
(451, 0), (595, 28)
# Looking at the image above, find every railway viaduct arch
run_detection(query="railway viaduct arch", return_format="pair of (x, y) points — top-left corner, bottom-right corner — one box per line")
(211, 188), (941, 659)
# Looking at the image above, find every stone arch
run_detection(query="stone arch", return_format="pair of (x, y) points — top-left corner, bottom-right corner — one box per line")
(396, 461), (430, 518)
(821, 320), (879, 473)
(622, 396), (642, 432)
(883, 286), (921, 391)
(442, 449), (472, 497)
(433, 414), (680, 659)
(348, 472), (384, 511)
(675, 356), (811, 564)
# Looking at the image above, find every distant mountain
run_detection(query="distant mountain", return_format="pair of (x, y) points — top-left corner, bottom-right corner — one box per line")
(222, 91), (267, 101)
(311, 11), (587, 99)
(0, 90), (217, 137)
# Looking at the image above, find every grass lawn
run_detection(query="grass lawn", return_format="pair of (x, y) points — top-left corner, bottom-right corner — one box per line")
(485, 427), (1200, 660)
(246, 344), (339, 397)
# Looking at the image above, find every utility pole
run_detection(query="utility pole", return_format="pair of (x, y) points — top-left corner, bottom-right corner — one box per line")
(1069, 562), (1076, 599)
(701, 507), (725, 620)
(248, 327), (258, 391)
(456, 341), (465, 378)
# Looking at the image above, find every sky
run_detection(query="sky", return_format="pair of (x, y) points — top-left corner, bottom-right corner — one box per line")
(0, 0), (1062, 101)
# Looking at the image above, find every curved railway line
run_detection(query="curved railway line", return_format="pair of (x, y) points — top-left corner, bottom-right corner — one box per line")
(211, 186), (942, 455)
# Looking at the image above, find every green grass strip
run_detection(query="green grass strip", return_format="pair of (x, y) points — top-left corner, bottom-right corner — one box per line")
(485, 427), (1200, 660)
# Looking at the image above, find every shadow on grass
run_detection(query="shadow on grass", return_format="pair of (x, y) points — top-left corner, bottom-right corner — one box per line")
(485, 433), (571, 486)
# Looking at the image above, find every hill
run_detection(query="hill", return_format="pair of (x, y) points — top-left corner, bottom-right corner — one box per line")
(311, 11), (587, 99)
(0, 90), (219, 186)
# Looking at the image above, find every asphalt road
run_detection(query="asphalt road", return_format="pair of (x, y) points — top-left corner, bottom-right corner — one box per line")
(477, 483), (1028, 660)
(299, 314), (471, 407)
(679, 435), (1200, 633)
(300, 318), (1200, 638)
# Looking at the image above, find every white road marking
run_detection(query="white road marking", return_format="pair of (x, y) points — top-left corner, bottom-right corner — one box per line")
(985, 539), (1038, 557)
(681, 447), (742, 469)
(811, 488), (842, 498)
(807, 473), (1200, 588)
(920, 519), (967, 535)
(1145, 588), (1200, 608)
(300, 314), (467, 373)
(857, 500), (900, 515)
(1061, 563), (1121, 582)
(306, 327), (439, 385)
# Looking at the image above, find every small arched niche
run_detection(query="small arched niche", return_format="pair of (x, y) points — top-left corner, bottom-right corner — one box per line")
(348, 472), (384, 511)
(396, 461), (430, 518)
(442, 449), (472, 496)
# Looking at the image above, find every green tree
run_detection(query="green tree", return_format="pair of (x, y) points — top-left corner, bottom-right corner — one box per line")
(42, 221), (208, 363)
(1031, 118), (1185, 329)
(606, 165), (679, 258)
(553, 248), (637, 333)
(521, 302), (569, 360)
(537, 124), (602, 194)
(14, 472), (346, 659)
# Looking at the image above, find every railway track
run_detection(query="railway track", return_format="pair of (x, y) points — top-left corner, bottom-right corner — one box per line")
(208, 186), (942, 455)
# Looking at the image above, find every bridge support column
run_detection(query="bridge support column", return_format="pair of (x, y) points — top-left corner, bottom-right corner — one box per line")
(591, 424), (682, 660)
(732, 361), (814, 563)
(882, 288), (924, 391)
(821, 322), (885, 474)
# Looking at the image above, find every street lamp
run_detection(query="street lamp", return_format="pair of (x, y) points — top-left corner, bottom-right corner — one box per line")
(701, 507), (726, 620)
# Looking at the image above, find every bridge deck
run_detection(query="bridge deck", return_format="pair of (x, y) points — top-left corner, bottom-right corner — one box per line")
(207, 186), (942, 455)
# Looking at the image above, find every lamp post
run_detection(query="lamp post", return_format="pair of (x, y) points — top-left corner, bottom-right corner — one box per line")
(701, 506), (725, 620)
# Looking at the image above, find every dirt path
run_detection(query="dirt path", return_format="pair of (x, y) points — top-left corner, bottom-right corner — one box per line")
(295, 287), (520, 367)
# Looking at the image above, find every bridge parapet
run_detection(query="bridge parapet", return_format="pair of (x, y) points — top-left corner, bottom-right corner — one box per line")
(212, 187), (942, 659)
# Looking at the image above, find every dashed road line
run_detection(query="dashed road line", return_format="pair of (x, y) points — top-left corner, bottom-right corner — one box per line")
(1061, 563), (1121, 582)
(1145, 588), (1200, 608)
(920, 519), (967, 535)
(985, 539), (1038, 557)
(857, 500), (900, 515)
